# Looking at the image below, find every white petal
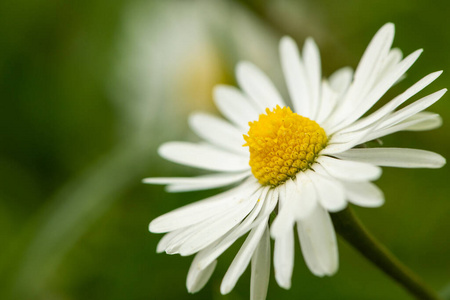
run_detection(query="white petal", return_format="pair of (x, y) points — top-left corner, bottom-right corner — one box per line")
(401, 112), (442, 131)
(331, 49), (423, 133)
(362, 108), (444, 143)
(213, 85), (260, 130)
(297, 205), (338, 276)
(379, 112), (442, 136)
(338, 71), (443, 134)
(164, 221), (215, 254)
(307, 169), (347, 212)
(143, 172), (248, 186)
(187, 254), (217, 293)
(158, 142), (250, 172)
(149, 181), (259, 233)
(271, 175), (317, 239)
(317, 156), (382, 181)
(293, 172), (318, 220)
(163, 172), (251, 193)
(160, 217), (236, 255)
(303, 38), (322, 119)
(256, 187), (279, 221)
(270, 180), (295, 238)
(250, 224), (271, 300)
(335, 148), (446, 169)
(321, 127), (373, 155)
(342, 181), (385, 207)
(189, 112), (247, 154)
(156, 230), (180, 253)
(328, 23), (394, 127)
(328, 67), (353, 96)
(316, 80), (338, 124)
(178, 192), (260, 256)
(221, 219), (269, 295)
(280, 36), (312, 117)
(376, 89), (447, 130)
(352, 23), (395, 93)
(236, 62), (285, 111)
(274, 226), (294, 289)
(376, 48), (403, 81)
(196, 187), (270, 269)
(296, 222), (322, 276)
(200, 189), (277, 264)
(329, 125), (372, 144)
(144, 172), (251, 193)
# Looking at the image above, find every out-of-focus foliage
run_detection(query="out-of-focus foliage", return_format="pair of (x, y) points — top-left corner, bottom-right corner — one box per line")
(1, 0), (450, 299)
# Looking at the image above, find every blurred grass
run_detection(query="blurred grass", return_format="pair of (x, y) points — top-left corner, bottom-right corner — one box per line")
(1, 0), (450, 299)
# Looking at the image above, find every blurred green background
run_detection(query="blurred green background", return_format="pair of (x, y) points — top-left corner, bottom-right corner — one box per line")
(1, 0), (450, 299)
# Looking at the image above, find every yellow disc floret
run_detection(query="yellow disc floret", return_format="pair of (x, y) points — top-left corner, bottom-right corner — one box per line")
(243, 105), (328, 187)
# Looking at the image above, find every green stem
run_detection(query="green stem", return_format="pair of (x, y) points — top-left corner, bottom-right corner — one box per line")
(331, 206), (441, 300)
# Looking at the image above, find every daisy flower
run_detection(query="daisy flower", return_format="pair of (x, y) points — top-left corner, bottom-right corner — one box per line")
(144, 23), (446, 299)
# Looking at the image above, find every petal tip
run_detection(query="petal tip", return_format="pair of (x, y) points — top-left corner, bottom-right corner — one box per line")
(149, 217), (166, 233)
(148, 221), (156, 232)
(213, 84), (228, 96)
(304, 37), (317, 47)
(220, 282), (232, 295)
(236, 61), (253, 74)
(326, 200), (348, 213)
(280, 35), (295, 46)
(382, 22), (395, 33)
(275, 276), (292, 290)
(157, 142), (171, 158)
(435, 155), (446, 168)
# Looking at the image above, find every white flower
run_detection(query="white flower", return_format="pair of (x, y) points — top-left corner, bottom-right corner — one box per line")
(144, 23), (446, 299)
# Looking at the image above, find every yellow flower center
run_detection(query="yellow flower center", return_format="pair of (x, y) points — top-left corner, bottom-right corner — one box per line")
(243, 105), (328, 187)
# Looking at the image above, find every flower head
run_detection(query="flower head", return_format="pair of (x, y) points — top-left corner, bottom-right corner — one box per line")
(144, 23), (446, 299)
(244, 105), (328, 186)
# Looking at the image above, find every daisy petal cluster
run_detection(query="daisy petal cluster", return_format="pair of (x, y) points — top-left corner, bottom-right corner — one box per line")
(144, 23), (446, 299)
